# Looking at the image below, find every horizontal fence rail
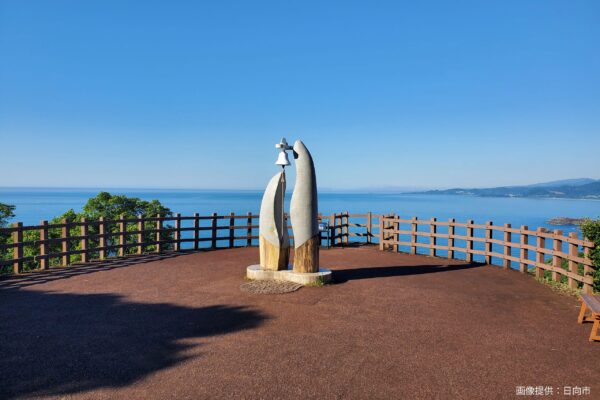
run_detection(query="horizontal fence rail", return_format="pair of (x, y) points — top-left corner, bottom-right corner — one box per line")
(1, 211), (595, 294)
(379, 215), (596, 294)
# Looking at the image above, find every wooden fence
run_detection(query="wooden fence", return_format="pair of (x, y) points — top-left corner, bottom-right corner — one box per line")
(379, 215), (596, 294)
(0, 212), (381, 275)
(1, 212), (596, 294)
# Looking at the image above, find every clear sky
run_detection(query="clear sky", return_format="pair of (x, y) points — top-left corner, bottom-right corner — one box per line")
(1, 0), (599, 190)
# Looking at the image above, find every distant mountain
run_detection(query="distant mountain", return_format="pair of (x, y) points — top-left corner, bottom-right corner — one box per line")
(415, 179), (600, 199)
(524, 178), (598, 188)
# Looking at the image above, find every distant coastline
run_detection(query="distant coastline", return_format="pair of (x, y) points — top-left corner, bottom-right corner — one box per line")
(547, 217), (586, 226)
(412, 178), (600, 200)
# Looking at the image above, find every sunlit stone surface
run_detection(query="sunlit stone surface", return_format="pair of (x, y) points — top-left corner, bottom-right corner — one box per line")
(258, 171), (290, 270)
(290, 140), (320, 273)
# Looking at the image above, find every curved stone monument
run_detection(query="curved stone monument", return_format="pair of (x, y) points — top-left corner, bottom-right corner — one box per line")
(246, 138), (331, 287)
(290, 140), (320, 273)
(259, 171), (289, 270)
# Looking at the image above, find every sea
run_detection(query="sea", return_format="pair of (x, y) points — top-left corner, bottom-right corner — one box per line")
(2, 188), (599, 233)
(2, 188), (599, 267)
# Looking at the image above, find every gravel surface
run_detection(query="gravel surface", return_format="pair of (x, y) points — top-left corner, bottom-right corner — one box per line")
(240, 279), (302, 294)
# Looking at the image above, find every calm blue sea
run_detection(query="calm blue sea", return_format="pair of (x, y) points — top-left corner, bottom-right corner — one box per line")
(1, 188), (599, 234)
(2, 188), (599, 268)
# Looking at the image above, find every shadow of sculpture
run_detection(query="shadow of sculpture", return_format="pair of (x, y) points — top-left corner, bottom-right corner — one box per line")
(0, 289), (266, 399)
(333, 262), (483, 283)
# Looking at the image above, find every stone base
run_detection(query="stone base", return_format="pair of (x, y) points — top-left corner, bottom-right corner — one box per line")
(246, 264), (332, 286)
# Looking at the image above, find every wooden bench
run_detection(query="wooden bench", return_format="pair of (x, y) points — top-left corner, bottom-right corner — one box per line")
(578, 294), (600, 342)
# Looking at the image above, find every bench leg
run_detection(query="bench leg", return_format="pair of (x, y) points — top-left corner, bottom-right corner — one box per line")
(578, 302), (588, 324)
(589, 318), (600, 342)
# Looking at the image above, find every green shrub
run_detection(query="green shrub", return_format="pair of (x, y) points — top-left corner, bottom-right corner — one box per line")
(580, 219), (600, 293)
(1, 193), (172, 274)
(0, 202), (15, 227)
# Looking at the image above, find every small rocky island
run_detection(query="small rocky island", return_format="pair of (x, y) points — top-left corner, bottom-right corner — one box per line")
(547, 217), (586, 226)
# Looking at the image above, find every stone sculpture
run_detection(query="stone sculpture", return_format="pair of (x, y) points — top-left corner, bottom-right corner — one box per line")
(249, 138), (329, 285)
(290, 140), (319, 273)
(258, 171), (290, 270)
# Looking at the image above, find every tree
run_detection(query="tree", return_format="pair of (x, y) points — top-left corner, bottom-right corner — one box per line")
(0, 202), (15, 227)
(80, 192), (171, 221)
(0, 203), (16, 270)
(12, 193), (173, 273)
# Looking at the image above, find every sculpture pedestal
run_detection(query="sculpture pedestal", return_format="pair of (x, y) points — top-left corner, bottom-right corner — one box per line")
(246, 264), (332, 286)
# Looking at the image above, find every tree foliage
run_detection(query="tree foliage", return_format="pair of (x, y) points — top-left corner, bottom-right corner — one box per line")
(80, 192), (171, 221)
(0, 202), (15, 227)
(0, 203), (16, 266)
(580, 218), (600, 293)
(1, 193), (172, 274)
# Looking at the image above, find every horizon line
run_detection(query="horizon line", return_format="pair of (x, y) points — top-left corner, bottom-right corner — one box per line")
(0, 185), (431, 193)
(0, 177), (597, 193)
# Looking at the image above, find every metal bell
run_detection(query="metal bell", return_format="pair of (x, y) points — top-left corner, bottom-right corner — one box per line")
(275, 150), (291, 167)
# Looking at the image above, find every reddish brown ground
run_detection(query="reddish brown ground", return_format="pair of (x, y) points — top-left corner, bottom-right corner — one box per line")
(1, 247), (598, 399)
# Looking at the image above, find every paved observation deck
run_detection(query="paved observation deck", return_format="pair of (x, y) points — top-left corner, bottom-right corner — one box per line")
(1, 246), (598, 399)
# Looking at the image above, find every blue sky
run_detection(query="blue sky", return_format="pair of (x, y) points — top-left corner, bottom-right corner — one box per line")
(1, 0), (599, 190)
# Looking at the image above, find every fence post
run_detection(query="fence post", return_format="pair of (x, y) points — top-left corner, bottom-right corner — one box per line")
(466, 220), (474, 263)
(344, 211), (349, 246)
(156, 214), (162, 253)
(429, 217), (436, 257)
(378, 216), (384, 251)
(246, 212), (252, 247)
(330, 213), (336, 247)
(341, 212), (345, 246)
(535, 228), (546, 279)
(12, 222), (23, 274)
(339, 212), (343, 246)
(447, 218), (455, 260)
(519, 225), (528, 273)
(503, 223), (511, 270)
(366, 211), (372, 244)
(390, 215), (397, 252)
(174, 213), (181, 251)
(552, 229), (563, 282)
(61, 218), (70, 266)
(383, 213), (395, 250)
(583, 245), (593, 294)
(567, 232), (579, 289)
(381, 214), (387, 251)
(194, 213), (200, 250)
(80, 217), (88, 263)
(211, 212), (217, 249)
(118, 215), (126, 257)
(99, 217), (106, 260)
(410, 217), (417, 255)
(39, 220), (48, 270)
(137, 215), (144, 255)
(484, 221), (492, 264)
(339, 212), (344, 246)
(229, 212), (235, 248)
